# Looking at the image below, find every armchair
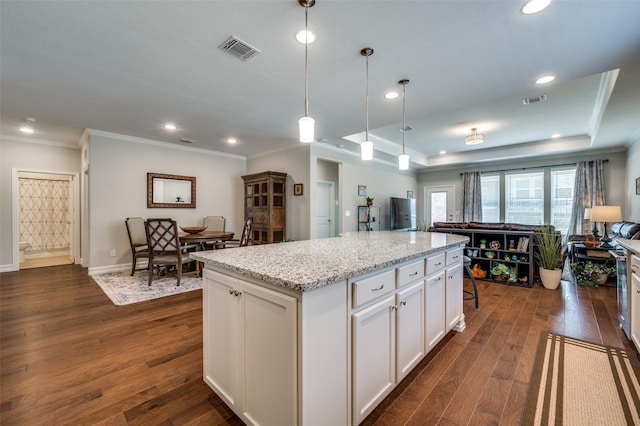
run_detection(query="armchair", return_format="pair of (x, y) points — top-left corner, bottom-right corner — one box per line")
(125, 217), (149, 276)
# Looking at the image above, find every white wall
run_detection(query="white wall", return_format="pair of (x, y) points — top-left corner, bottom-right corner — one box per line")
(627, 139), (640, 222)
(311, 145), (417, 233)
(417, 148), (628, 226)
(0, 138), (81, 270)
(87, 131), (246, 272)
(248, 144), (311, 241)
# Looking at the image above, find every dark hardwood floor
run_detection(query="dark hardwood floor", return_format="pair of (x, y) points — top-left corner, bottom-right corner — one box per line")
(1, 265), (636, 425)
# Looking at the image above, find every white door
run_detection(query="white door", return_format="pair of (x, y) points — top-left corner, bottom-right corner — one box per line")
(352, 295), (396, 425)
(203, 271), (242, 410)
(446, 264), (464, 332)
(425, 271), (446, 351)
(396, 281), (425, 381)
(316, 181), (334, 238)
(424, 185), (455, 227)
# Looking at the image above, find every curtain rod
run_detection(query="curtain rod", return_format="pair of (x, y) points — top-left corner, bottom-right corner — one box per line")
(460, 159), (608, 176)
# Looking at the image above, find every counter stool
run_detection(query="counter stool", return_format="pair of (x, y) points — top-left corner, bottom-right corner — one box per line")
(463, 256), (479, 310)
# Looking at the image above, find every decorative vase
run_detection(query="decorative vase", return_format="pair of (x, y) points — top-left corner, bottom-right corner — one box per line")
(366, 201), (373, 206)
(598, 273), (608, 285)
(539, 267), (562, 290)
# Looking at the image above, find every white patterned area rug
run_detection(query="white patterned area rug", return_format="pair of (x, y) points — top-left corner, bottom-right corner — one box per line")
(91, 270), (202, 306)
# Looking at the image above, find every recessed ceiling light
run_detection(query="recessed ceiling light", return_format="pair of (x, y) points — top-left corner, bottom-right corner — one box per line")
(521, 0), (551, 14)
(164, 123), (177, 131)
(295, 30), (315, 44)
(439, 150), (447, 155)
(536, 75), (555, 85)
(551, 133), (561, 138)
(385, 91), (399, 99)
(227, 138), (237, 144)
(20, 117), (36, 133)
(19, 126), (35, 134)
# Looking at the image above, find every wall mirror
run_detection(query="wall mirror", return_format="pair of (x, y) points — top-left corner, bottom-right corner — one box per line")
(147, 173), (196, 208)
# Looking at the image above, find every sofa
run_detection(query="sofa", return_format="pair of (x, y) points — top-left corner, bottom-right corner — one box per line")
(609, 221), (640, 246)
(431, 221), (551, 232)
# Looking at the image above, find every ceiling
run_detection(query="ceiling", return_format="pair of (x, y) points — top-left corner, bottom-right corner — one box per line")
(2, 1), (640, 170)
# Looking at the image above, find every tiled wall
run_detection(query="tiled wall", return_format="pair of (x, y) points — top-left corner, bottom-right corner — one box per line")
(19, 178), (70, 250)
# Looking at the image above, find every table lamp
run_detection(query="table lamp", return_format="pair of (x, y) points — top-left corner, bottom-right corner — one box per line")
(583, 208), (600, 237)
(590, 205), (622, 248)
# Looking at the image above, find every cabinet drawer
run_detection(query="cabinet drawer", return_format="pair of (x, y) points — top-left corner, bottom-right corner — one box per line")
(396, 260), (425, 288)
(425, 253), (446, 276)
(352, 270), (395, 308)
(446, 249), (463, 266)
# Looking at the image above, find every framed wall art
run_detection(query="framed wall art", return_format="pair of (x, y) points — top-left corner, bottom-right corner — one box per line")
(636, 177), (640, 195)
(358, 185), (367, 196)
(294, 183), (304, 196)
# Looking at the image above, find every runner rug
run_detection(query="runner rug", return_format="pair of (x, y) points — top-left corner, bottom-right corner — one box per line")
(522, 332), (640, 425)
(91, 270), (202, 306)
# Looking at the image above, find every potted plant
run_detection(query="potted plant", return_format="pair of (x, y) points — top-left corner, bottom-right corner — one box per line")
(571, 261), (616, 287)
(484, 251), (496, 259)
(534, 225), (563, 289)
(491, 263), (510, 281)
(366, 196), (374, 206)
(480, 239), (487, 249)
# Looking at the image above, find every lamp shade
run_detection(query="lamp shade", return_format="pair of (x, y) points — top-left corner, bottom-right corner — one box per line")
(583, 208), (592, 220)
(298, 116), (315, 143)
(590, 205), (622, 223)
(398, 153), (409, 170)
(361, 140), (373, 160)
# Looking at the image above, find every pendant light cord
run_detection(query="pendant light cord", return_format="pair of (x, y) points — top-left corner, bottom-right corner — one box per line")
(365, 53), (369, 141)
(402, 83), (406, 154)
(304, 5), (309, 117)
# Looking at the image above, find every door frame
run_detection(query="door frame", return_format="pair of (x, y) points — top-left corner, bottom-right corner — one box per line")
(11, 168), (80, 271)
(423, 185), (456, 227)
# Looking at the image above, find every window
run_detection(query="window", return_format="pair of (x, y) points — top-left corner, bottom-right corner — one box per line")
(505, 171), (544, 225)
(480, 166), (576, 235)
(481, 174), (500, 222)
(550, 168), (576, 235)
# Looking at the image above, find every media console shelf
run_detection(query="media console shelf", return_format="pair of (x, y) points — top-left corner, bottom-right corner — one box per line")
(434, 228), (535, 288)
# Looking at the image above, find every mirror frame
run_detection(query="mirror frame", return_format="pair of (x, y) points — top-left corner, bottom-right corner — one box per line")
(147, 172), (196, 208)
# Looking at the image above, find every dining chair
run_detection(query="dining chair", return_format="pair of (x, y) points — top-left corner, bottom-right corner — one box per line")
(145, 218), (197, 286)
(222, 217), (253, 248)
(125, 217), (149, 276)
(202, 215), (226, 249)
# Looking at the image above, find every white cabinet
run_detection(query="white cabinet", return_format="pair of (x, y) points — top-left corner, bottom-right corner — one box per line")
(203, 269), (297, 426)
(630, 255), (640, 351)
(446, 264), (464, 332)
(352, 295), (396, 425)
(425, 270), (446, 351)
(396, 281), (426, 380)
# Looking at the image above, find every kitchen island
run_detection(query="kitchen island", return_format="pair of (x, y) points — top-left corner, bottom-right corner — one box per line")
(618, 239), (640, 352)
(192, 231), (469, 426)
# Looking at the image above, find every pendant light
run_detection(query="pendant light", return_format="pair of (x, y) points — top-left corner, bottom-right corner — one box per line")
(298, 0), (316, 143)
(398, 79), (410, 170)
(360, 47), (374, 160)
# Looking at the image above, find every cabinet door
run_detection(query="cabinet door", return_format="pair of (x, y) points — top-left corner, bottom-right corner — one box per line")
(396, 281), (425, 381)
(352, 295), (396, 425)
(241, 281), (297, 426)
(202, 270), (243, 410)
(425, 271), (446, 351)
(631, 272), (640, 351)
(446, 264), (464, 332)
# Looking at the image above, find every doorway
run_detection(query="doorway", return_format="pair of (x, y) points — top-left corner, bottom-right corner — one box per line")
(424, 186), (456, 227)
(14, 170), (78, 270)
(316, 181), (335, 238)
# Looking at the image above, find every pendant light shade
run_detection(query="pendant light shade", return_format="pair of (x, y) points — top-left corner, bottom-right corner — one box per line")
(360, 47), (374, 160)
(398, 79), (410, 170)
(298, 0), (316, 143)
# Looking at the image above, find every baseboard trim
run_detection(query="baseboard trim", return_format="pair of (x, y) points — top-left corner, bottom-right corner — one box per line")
(0, 264), (18, 273)
(88, 264), (130, 276)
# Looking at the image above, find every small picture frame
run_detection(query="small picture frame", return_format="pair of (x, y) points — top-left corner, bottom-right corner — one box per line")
(358, 185), (367, 196)
(407, 190), (414, 199)
(294, 183), (303, 196)
(636, 177), (640, 195)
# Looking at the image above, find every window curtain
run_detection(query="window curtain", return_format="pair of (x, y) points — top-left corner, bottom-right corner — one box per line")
(462, 171), (483, 222)
(566, 160), (605, 236)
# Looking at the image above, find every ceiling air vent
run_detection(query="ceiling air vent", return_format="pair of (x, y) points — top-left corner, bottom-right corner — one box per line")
(219, 35), (261, 61)
(179, 138), (195, 144)
(522, 94), (548, 105)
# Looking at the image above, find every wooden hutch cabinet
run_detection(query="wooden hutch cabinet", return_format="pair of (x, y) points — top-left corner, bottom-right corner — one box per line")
(242, 171), (287, 244)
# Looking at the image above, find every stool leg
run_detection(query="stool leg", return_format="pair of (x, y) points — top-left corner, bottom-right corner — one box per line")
(464, 264), (479, 311)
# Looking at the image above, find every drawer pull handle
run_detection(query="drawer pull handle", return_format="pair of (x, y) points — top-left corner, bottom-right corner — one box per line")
(390, 305), (397, 311)
(452, 255), (459, 259)
(409, 271), (419, 276)
(435, 262), (442, 266)
(371, 285), (385, 291)
(229, 288), (234, 295)
(637, 289), (640, 294)
(400, 300), (407, 306)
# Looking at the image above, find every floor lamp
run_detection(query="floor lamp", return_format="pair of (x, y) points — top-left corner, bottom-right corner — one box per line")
(590, 205), (622, 249)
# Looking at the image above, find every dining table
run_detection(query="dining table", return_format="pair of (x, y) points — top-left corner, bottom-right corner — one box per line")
(179, 231), (235, 276)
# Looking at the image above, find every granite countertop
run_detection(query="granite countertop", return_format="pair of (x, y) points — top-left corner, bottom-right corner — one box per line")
(618, 239), (640, 255)
(191, 231), (469, 292)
